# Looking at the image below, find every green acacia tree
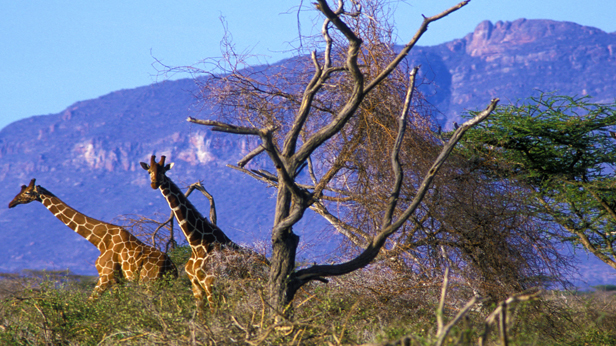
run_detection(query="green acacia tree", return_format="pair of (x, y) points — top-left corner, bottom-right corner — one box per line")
(461, 93), (616, 270)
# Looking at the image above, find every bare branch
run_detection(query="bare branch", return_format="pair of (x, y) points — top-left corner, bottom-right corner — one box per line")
(291, 98), (499, 284)
(382, 66), (419, 228)
(187, 182), (218, 226)
(280, 15), (344, 158)
(436, 297), (479, 346)
(227, 164), (279, 187)
(227, 164), (352, 200)
(237, 145), (266, 167)
(259, 128), (311, 204)
(187, 115), (309, 203)
(307, 156), (318, 185)
(151, 214), (174, 248)
(290, 2), (470, 172)
(434, 265), (480, 346)
(436, 267), (449, 335)
(252, 169), (278, 181)
(364, 0), (470, 94)
(321, 17), (333, 70)
(479, 288), (541, 346)
(186, 117), (263, 136)
(282, 50), (327, 157)
(310, 201), (371, 246)
(315, 0), (362, 50)
(311, 156), (347, 201)
(289, 0), (366, 167)
(388, 98), (499, 233)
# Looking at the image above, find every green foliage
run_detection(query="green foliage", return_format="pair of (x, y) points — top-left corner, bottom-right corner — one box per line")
(593, 284), (616, 292)
(0, 270), (614, 345)
(0, 277), (198, 345)
(167, 244), (192, 269)
(462, 94), (616, 186)
(460, 93), (616, 267)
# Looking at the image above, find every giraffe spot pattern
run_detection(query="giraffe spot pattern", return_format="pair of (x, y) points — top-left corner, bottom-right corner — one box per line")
(142, 155), (268, 312)
(8, 180), (179, 299)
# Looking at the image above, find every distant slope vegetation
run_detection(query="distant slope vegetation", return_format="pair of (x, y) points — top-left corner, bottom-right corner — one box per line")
(1, 19), (615, 277)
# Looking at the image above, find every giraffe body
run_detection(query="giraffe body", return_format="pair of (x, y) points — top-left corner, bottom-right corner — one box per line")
(8, 179), (178, 299)
(141, 155), (262, 311)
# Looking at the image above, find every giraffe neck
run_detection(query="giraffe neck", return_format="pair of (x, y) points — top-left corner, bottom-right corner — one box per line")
(37, 187), (110, 250)
(158, 177), (234, 248)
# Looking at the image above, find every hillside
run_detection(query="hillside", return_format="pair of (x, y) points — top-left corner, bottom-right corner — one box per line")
(413, 18), (616, 126)
(1, 19), (615, 283)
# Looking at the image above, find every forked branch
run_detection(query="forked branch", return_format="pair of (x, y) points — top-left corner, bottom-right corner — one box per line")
(187, 182), (218, 226)
(479, 288), (541, 346)
(292, 98), (499, 284)
(364, 0), (470, 94)
(292, 0), (470, 170)
(435, 267), (479, 346)
(151, 181), (219, 248)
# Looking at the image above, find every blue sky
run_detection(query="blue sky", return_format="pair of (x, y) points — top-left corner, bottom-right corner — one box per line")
(2, 0), (615, 130)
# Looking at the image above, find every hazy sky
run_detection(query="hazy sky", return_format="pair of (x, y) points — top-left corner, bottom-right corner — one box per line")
(2, 0), (615, 130)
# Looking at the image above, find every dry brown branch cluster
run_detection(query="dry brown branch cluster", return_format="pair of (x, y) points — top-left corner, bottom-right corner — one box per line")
(177, 0), (549, 312)
(151, 0), (570, 322)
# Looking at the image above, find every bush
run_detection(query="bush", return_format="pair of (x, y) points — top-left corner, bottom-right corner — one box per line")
(0, 267), (614, 345)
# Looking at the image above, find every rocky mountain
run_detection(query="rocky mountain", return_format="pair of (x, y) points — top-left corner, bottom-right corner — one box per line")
(413, 18), (616, 126)
(1, 19), (615, 284)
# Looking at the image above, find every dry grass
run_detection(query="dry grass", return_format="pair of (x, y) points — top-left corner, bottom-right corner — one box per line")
(0, 253), (614, 345)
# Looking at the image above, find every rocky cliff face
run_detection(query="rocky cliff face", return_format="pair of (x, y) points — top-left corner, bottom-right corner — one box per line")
(412, 19), (616, 127)
(1, 19), (615, 283)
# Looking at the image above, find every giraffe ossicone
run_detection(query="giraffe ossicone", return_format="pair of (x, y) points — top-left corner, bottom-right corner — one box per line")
(8, 178), (178, 299)
(140, 155), (267, 312)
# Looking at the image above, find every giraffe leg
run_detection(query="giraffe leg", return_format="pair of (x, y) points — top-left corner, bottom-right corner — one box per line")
(203, 275), (216, 313)
(190, 277), (206, 314)
(90, 274), (112, 301)
(186, 258), (210, 315)
(90, 256), (114, 300)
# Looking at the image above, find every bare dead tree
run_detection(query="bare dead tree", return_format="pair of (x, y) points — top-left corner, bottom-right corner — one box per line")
(284, 5), (568, 301)
(184, 0), (501, 312)
(323, 135), (569, 303)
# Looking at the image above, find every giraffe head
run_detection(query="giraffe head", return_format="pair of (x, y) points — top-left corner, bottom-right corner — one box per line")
(9, 179), (42, 208)
(140, 155), (174, 189)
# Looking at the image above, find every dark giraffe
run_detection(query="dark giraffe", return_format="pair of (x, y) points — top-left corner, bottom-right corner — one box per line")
(8, 179), (178, 299)
(140, 155), (253, 311)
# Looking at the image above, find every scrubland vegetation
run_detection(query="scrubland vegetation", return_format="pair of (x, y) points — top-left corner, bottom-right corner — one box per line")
(4, 1), (616, 345)
(0, 249), (614, 345)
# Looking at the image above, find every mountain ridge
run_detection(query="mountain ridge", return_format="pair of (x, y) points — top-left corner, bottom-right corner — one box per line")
(2, 19), (615, 285)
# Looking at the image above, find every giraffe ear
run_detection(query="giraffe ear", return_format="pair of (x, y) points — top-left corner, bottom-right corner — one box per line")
(165, 162), (174, 170)
(140, 162), (150, 170)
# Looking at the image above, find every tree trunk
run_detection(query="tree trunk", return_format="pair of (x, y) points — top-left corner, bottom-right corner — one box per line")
(268, 184), (300, 311)
(269, 227), (299, 312)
